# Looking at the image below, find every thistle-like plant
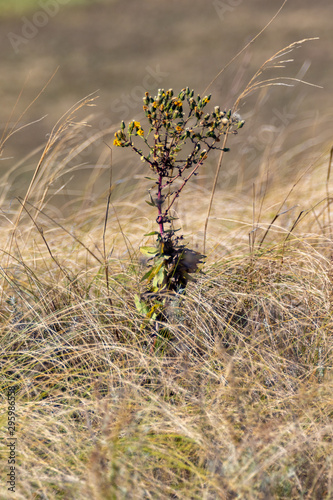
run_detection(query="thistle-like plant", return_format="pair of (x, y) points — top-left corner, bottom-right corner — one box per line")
(114, 88), (244, 322)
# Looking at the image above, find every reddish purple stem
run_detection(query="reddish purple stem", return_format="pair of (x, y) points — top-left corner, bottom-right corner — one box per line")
(157, 172), (164, 237)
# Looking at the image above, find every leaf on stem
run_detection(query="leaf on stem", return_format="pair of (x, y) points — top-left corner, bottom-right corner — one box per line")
(140, 246), (159, 256)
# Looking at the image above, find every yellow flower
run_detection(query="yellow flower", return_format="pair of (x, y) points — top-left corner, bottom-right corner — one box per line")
(174, 100), (182, 107)
(113, 139), (122, 146)
(137, 128), (144, 136)
(133, 121), (141, 128)
(176, 125), (183, 133)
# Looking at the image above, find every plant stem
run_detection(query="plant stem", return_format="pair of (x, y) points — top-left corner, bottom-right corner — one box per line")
(157, 172), (164, 237)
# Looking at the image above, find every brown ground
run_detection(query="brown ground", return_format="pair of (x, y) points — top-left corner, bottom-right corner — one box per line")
(0, 0), (332, 204)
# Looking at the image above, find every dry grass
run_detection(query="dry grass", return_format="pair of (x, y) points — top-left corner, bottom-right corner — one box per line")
(0, 60), (333, 499)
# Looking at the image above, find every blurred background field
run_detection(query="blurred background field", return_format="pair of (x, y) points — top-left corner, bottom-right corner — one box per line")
(0, 0), (332, 215)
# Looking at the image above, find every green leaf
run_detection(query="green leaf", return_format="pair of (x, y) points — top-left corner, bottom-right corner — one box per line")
(134, 294), (149, 315)
(141, 268), (156, 282)
(140, 246), (159, 256)
(156, 267), (166, 284)
(153, 268), (164, 287)
(140, 258), (164, 282)
(144, 231), (160, 236)
(152, 275), (159, 290)
(144, 177), (156, 181)
(145, 200), (156, 207)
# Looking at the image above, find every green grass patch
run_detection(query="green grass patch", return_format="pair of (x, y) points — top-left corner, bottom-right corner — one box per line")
(0, 0), (103, 17)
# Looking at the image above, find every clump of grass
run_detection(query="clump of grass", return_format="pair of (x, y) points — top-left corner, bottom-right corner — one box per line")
(1, 224), (332, 498)
(0, 36), (332, 500)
